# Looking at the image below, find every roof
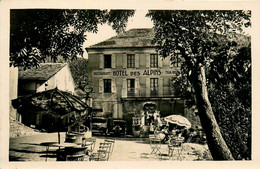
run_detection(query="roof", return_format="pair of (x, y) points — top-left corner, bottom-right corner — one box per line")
(19, 63), (67, 81)
(87, 28), (155, 49)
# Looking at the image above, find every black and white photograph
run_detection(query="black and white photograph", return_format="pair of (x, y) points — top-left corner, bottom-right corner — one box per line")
(1, 0), (260, 169)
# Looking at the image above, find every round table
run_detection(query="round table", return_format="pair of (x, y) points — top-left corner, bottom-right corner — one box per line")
(40, 142), (59, 161)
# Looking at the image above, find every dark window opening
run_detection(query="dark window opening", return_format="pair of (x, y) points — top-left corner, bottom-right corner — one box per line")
(127, 79), (135, 97)
(150, 78), (158, 96)
(104, 79), (111, 93)
(104, 55), (112, 68)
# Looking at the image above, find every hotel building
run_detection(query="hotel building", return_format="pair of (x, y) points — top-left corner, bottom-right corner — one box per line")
(86, 28), (199, 134)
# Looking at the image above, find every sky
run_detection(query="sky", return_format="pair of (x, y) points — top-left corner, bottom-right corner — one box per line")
(83, 10), (153, 58)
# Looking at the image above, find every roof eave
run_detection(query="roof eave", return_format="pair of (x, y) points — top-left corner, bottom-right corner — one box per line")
(86, 45), (158, 51)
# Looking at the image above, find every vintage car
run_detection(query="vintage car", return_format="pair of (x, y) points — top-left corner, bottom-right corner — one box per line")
(91, 117), (112, 135)
(110, 119), (127, 137)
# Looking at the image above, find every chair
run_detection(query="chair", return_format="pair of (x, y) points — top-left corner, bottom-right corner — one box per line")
(104, 139), (115, 157)
(168, 136), (184, 160)
(149, 134), (161, 156)
(89, 142), (111, 161)
(82, 138), (96, 156)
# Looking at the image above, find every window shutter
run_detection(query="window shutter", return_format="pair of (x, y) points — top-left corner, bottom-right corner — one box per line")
(122, 78), (127, 98)
(146, 53), (150, 68)
(169, 56), (174, 68)
(123, 54), (127, 68)
(99, 79), (103, 94)
(159, 78), (163, 97)
(135, 54), (139, 68)
(135, 78), (139, 97)
(99, 54), (104, 69)
(112, 54), (116, 68)
(146, 78), (150, 97)
(112, 78), (116, 93)
(158, 55), (163, 68)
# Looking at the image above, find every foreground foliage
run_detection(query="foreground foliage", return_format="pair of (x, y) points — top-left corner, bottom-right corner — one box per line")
(10, 9), (134, 69)
(147, 10), (251, 160)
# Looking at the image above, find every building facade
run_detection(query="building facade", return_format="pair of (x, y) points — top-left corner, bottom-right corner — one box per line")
(18, 63), (75, 96)
(87, 29), (199, 134)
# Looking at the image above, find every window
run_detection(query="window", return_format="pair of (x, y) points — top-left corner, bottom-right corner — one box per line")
(104, 55), (111, 68)
(150, 78), (158, 96)
(127, 54), (135, 68)
(103, 79), (111, 93)
(150, 54), (158, 68)
(127, 79), (135, 96)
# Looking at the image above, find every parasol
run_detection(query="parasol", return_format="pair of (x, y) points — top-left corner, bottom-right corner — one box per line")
(12, 88), (88, 143)
(164, 115), (191, 129)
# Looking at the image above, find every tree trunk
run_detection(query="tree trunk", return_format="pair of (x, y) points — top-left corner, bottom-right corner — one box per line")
(191, 66), (234, 160)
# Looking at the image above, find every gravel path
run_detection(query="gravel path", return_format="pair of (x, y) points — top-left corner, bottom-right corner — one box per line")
(9, 133), (211, 161)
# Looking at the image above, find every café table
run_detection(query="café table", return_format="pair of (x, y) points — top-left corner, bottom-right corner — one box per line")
(53, 142), (82, 148)
(54, 142), (88, 161)
(40, 142), (59, 161)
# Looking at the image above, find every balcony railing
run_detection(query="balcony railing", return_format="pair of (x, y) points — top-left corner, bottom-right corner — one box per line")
(122, 87), (174, 98)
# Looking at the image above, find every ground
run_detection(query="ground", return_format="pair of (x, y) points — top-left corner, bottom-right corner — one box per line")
(9, 132), (211, 161)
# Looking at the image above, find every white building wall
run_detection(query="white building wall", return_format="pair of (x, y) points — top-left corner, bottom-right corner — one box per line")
(9, 66), (19, 120)
(55, 65), (75, 93)
(37, 65), (75, 94)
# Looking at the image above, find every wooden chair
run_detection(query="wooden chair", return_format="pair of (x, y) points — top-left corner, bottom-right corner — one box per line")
(168, 136), (184, 160)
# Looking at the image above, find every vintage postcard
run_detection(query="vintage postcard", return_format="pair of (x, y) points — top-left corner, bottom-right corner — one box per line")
(1, 0), (260, 169)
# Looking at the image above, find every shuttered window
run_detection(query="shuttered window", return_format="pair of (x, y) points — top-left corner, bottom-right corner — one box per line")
(150, 54), (158, 68)
(127, 54), (135, 68)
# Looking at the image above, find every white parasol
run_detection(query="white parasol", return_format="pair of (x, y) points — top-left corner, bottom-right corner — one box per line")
(164, 115), (192, 129)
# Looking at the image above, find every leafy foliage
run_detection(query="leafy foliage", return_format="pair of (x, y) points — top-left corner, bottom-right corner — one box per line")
(10, 9), (135, 69)
(68, 57), (89, 89)
(147, 10), (251, 160)
(208, 45), (251, 160)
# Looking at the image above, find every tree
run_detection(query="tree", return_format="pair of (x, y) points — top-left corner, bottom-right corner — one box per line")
(10, 9), (135, 69)
(68, 57), (89, 89)
(147, 10), (251, 160)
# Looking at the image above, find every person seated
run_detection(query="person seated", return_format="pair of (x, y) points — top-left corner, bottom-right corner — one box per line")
(161, 125), (170, 143)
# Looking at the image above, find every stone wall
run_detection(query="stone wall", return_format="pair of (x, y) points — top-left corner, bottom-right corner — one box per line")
(9, 117), (40, 138)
